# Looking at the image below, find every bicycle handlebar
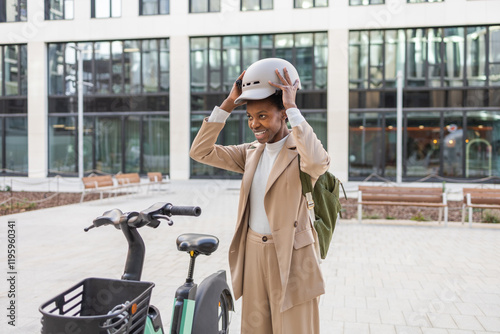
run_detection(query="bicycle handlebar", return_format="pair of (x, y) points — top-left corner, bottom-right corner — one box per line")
(86, 202), (202, 231)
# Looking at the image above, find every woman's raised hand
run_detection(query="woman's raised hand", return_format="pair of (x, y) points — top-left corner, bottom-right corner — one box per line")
(220, 71), (246, 113)
(268, 67), (299, 110)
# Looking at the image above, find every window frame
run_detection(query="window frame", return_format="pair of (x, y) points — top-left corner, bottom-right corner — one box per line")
(240, 0), (273, 11)
(91, 0), (121, 19)
(294, 0), (328, 8)
(45, 0), (74, 20)
(139, 0), (169, 16)
(189, 0), (220, 13)
(0, 0), (27, 22)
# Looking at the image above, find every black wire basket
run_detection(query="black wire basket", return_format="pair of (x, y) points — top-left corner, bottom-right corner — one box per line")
(39, 277), (155, 334)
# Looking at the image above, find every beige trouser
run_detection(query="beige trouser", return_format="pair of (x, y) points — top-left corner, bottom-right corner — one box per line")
(241, 228), (320, 334)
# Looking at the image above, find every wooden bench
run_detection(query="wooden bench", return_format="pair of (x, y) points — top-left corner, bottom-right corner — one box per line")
(358, 186), (448, 225)
(462, 188), (500, 226)
(147, 172), (170, 193)
(115, 173), (142, 194)
(80, 175), (117, 203)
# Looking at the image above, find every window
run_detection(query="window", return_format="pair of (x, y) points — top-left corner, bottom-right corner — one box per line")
(407, 0), (443, 3)
(140, 0), (169, 15)
(48, 39), (169, 101)
(1, 44), (27, 97)
(294, 0), (327, 8)
(241, 0), (272, 11)
(45, 0), (73, 20)
(190, 32), (328, 177)
(0, 0), (27, 22)
(47, 39), (170, 176)
(349, 25), (500, 181)
(349, 0), (383, 5)
(0, 44), (27, 175)
(91, 0), (121, 18)
(190, 0), (220, 12)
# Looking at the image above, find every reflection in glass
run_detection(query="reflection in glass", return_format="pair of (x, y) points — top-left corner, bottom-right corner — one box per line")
(94, 42), (111, 94)
(370, 31), (383, 89)
(4, 0), (27, 22)
(141, 0), (169, 15)
(442, 112), (463, 177)
(295, 0), (328, 8)
(191, 0), (219, 13)
(49, 44), (64, 95)
(427, 28), (442, 87)
(405, 112), (441, 177)
(349, 113), (384, 177)
(65, 43), (77, 95)
(209, 38), (221, 91)
(443, 27), (464, 87)
(159, 39), (169, 92)
(95, 117), (121, 173)
(223, 36), (241, 91)
(407, 29), (426, 87)
(84, 117), (94, 172)
(349, 0), (384, 5)
(47, 0), (74, 20)
(190, 38), (208, 92)
(124, 40), (141, 94)
(143, 40), (159, 93)
(6, 117), (28, 173)
(241, 0), (272, 10)
(4, 45), (19, 96)
(385, 30), (405, 88)
(465, 111), (500, 178)
(143, 115), (169, 173)
(49, 116), (76, 173)
(125, 116), (141, 173)
(349, 31), (368, 89)
(275, 34), (293, 63)
(296, 33), (314, 89)
(112, 41), (123, 93)
(466, 27), (487, 86)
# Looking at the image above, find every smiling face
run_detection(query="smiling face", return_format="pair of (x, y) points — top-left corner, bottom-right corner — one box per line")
(246, 97), (289, 144)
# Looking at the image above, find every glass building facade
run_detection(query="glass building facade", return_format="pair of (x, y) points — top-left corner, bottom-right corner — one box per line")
(349, 26), (500, 180)
(0, 0), (27, 22)
(0, 44), (28, 174)
(47, 39), (170, 175)
(189, 32), (328, 177)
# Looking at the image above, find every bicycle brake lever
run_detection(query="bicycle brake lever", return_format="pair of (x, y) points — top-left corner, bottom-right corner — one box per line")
(84, 225), (95, 232)
(153, 214), (174, 226)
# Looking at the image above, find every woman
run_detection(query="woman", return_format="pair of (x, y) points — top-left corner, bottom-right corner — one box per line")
(190, 58), (330, 333)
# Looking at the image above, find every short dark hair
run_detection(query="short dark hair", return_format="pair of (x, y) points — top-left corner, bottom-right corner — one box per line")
(266, 90), (285, 111)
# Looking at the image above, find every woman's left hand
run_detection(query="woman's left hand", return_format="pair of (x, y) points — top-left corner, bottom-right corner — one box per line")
(268, 67), (299, 110)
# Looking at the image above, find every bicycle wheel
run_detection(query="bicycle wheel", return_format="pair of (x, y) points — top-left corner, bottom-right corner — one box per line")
(217, 292), (230, 333)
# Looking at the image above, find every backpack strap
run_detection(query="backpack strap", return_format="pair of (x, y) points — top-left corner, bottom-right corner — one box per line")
(297, 155), (315, 210)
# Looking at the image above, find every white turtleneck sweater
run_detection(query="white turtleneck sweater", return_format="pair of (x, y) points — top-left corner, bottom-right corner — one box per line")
(207, 106), (305, 235)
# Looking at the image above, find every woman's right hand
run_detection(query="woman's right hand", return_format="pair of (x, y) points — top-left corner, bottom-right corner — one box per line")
(220, 71), (246, 113)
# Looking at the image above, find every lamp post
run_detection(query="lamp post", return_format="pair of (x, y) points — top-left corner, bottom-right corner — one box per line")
(70, 46), (92, 179)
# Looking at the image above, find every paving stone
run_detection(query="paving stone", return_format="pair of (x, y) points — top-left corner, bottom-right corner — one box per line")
(0, 179), (499, 333)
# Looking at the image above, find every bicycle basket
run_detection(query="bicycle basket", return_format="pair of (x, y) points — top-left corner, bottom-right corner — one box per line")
(39, 277), (154, 334)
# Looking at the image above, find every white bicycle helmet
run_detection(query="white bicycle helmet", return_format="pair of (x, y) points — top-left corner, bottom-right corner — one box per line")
(234, 58), (301, 105)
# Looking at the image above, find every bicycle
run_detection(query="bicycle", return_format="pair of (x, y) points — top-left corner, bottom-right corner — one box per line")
(39, 202), (234, 334)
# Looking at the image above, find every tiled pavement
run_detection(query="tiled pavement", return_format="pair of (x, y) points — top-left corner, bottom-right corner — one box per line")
(0, 179), (499, 333)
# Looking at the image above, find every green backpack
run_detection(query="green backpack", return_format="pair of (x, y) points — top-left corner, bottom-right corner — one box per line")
(298, 157), (346, 259)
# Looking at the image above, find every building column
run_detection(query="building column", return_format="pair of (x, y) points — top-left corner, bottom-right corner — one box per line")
(328, 29), (349, 182)
(27, 41), (48, 178)
(169, 35), (191, 180)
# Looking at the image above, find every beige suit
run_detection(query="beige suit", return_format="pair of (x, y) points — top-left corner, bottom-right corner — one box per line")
(190, 115), (330, 311)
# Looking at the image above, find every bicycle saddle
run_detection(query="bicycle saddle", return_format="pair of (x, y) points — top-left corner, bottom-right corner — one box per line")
(176, 234), (219, 256)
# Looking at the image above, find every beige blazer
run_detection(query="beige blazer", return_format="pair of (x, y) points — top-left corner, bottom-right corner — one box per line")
(190, 117), (330, 312)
